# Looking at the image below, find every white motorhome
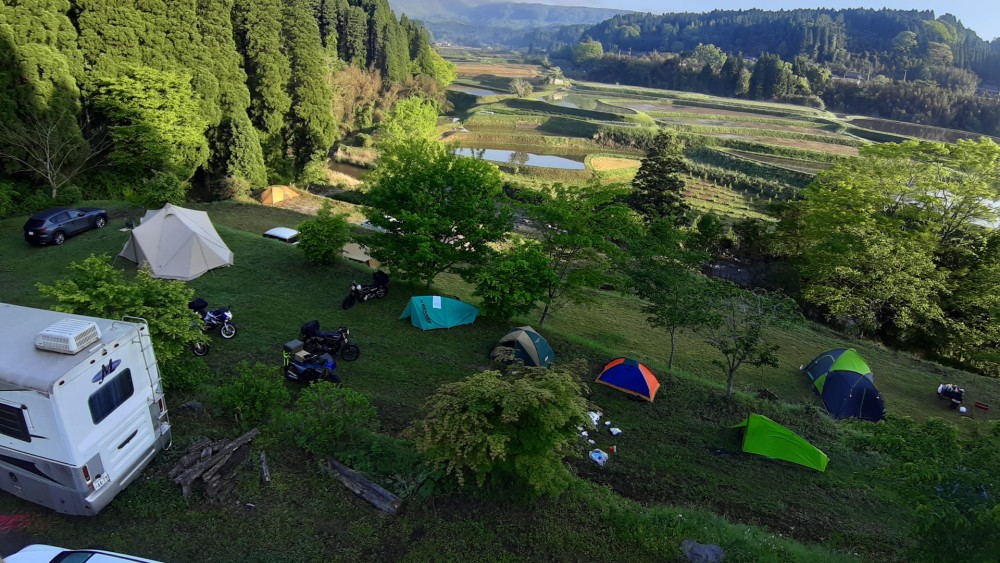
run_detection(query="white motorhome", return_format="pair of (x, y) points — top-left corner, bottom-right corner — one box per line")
(0, 303), (171, 516)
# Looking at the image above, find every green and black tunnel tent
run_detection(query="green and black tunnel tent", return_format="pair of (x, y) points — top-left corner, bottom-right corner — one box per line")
(491, 326), (555, 367)
(802, 348), (885, 422)
(732, 414), (829, 472)
(400, 296), (479, 330)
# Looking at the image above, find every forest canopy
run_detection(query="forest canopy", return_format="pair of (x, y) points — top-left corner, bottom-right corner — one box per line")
(0, 0), (455, 206)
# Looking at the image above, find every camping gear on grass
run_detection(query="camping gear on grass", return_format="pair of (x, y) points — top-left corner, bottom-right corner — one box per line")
(119, 204), (233, 280)
(300, 321), (360, 361)
(801, 348), (885, 421)
(400, 296), (478, 330)
(732, 414), (829, 472)
(595, 358), (660, 402)
(490, 326), (554, 367)
(283, 339), (339, 384)
(937, 383), (966, 409)
(342, 270), (390, 309)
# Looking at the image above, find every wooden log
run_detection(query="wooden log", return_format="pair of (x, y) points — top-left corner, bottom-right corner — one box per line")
(323, 458), (403, 515)
(260, 452), (271, 485)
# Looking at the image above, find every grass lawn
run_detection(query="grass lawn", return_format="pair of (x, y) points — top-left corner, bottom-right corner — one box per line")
(1, 201), (994, 562)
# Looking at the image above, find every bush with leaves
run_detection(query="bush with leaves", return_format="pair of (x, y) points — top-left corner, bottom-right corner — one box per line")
(214, 362), (291, 428)
(160, 355), (211, 394)
(297, 200), (351, 265)
(36, 254), (204, 366)
(471, 240), (557, 320)
(275, 381), (378, 458)
(413, 361), (590, 497)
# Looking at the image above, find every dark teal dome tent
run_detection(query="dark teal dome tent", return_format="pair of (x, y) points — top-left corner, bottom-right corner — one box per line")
(491, 326), (554, 367)
(802, 348), (885, 421)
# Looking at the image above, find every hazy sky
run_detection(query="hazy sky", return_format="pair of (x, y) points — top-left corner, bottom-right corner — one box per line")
(518, 1), (999, 41)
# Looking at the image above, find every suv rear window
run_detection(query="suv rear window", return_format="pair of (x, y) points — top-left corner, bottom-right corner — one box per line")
(26, 219), (45, 228)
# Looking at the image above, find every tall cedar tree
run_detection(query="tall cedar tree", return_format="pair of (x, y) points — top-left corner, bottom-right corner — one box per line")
(627, 130), (691, 224)
(0, 0), (89, 197)
(232, 0), (293, 170)
(283, 0), (338, 174)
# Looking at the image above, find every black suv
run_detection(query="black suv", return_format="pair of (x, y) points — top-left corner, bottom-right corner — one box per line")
(23, 207), (108, 245)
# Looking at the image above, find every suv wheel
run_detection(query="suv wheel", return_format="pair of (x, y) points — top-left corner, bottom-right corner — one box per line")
(53, 231), (66, 245)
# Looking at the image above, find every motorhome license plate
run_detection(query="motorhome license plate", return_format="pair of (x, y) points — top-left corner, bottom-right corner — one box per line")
(93, 474), (111, 490)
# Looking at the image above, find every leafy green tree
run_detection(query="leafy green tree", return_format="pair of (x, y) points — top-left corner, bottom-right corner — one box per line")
(375, 96), (439, 148)
(92, 66), (209, 182)
(283, 0), (338, 174)
(217, 113), (268, 190)
(36, 254), (204, 366)
(472, 240), (558, 321)
(572, 39), (604, 64)
(628, 220), (711, 370)
(701, 288), (797, 395)
(297, 200), (351, 265)
(412, 42), (456, 87)
(413, 361), (590, 497)
(691, 43), (725, 71)
(748, 53), (794, 100)
(364, 139), (511, 286)
(510, 77), (533, 98)
(627, 129), (689, 223)
(528, 182), (641, 325)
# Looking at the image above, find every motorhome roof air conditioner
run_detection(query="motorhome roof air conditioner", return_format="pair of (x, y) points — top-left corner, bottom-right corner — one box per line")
(34, 319), (102, 354)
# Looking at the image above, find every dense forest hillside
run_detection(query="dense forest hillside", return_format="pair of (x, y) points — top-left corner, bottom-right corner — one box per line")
(583, 9), (1000, 83)
(0, 0), (453, 210)
(388, 0), (629, 47)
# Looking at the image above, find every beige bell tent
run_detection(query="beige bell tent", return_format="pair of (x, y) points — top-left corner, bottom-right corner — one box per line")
(259, 186), (299, 206)
(342, 242), (379, 268)
(119, 204), (234, 281)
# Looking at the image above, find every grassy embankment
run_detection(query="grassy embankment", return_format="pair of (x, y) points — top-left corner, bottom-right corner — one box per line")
(2, 201), (997, 562)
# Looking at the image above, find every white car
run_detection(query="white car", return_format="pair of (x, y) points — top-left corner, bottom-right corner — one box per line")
(4, 544), (162, 563)
(262, 227), (300, 244)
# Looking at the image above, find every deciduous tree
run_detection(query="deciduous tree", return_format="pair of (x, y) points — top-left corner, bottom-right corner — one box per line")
(364, 140), (511, 286)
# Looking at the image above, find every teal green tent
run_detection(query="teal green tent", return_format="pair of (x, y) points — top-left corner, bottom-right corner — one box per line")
(400, 296), (479, 330)
(732, 414), (829, 472)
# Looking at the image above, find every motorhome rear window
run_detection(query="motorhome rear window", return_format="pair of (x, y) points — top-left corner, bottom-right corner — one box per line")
(0, 402), (31, 442)
(88, 369), (134, 425)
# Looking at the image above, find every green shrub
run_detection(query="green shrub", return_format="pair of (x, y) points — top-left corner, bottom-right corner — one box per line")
(214, 361), (291, 427)
(296, 200), (351, 265)
(53, 185), (82, 206)
(160, 354), (211, 393)
(413, 361), (590, 497)
(275, 381), (378, 458)
(471, 241), (557, 320)
(0, 181), (14, 218)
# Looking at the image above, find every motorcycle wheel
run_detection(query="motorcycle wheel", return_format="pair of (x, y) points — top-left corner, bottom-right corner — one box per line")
(342, 294), (356, 310)
(220, 322), (237, 339)
(341, 344), (360, 362)
(375, 285), (389, 298)
(192, 342), (210, 356)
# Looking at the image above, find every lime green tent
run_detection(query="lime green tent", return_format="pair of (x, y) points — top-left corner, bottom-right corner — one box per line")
(732, 414), (829, 472)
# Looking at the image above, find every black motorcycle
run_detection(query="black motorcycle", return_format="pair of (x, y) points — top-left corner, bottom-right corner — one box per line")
(300, 320), (361, 361)
(342, 270), (390, 310)
(284, 352), (340, 384)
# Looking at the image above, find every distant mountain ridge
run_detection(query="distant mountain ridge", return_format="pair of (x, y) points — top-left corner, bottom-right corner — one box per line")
(389, 1), (631, 29)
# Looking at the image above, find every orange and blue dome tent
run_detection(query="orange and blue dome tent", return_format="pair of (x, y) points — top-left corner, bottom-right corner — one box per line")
(596, 358), (660, 401)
